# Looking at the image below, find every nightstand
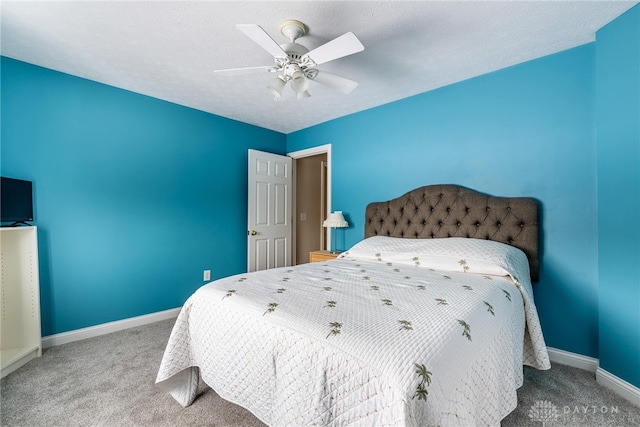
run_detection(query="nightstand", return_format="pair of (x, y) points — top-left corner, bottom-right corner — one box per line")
(309, 250), (341, 263)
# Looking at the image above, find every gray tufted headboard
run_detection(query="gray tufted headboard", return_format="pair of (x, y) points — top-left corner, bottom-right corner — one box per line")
(365, 184), (540, 282)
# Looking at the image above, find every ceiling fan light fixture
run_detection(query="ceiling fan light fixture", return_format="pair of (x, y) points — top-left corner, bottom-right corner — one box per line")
(296, 90), (311, 100)
(267, 75), (287, 98)
(291, 70), (310, 93)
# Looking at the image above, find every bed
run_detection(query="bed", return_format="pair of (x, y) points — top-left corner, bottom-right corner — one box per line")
(156, 184), (550, 426)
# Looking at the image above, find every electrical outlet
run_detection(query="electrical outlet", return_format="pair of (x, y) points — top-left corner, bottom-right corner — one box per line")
(203, 270), (211, 281)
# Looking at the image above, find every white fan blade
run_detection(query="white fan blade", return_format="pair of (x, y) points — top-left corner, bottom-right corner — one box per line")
(214, 65), (277, 76)
(237, 24), (288, 59)
(310, 70), (359, 94)
(302, 32), (364, 66)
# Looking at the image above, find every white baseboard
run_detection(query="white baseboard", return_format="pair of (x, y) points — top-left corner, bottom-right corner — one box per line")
(596, 367), (640, 407)
(547, 346), (640, 406)
(42, 307), (181, 348)
(547, 346), (599, 372)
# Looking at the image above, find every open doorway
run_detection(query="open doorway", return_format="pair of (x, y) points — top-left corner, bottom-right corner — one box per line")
(294, 154), (327, 263)
(289, 144), (331, 265)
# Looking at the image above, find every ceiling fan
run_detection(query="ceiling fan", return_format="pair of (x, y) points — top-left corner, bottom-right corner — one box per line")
(214, 20), (365, 100)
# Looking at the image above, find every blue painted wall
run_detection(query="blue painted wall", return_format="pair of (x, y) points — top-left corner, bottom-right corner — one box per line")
(289, 44), (600, 360)
(1, 57), (286, 336)
(596, 5), (640, 388)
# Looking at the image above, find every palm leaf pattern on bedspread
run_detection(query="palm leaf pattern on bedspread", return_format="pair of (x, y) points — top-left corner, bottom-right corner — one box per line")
(213, 248), (525, 404)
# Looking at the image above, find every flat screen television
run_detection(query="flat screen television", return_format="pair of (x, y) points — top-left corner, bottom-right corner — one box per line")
(1, 177), (34, 225)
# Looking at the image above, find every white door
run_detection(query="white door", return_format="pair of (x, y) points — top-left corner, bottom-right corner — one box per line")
(247, 149), (293, 272)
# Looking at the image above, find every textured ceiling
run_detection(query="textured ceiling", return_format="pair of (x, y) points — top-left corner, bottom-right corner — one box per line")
(1, 1), (637, 134)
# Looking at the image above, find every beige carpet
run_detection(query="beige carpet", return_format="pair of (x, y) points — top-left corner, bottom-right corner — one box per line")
(1, 318), (638, 426)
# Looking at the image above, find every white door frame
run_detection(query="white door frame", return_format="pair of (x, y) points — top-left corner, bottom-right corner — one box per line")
(288, 144), (332, 256)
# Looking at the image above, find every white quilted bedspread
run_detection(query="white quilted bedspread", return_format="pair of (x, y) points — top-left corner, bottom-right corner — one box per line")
(156, 237), (550, 426)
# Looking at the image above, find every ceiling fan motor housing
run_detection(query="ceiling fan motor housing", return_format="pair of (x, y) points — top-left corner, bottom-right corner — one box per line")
(280, 42), (309, 63)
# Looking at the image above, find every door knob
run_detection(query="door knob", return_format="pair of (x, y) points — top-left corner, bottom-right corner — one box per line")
(248, 230), (257, 236)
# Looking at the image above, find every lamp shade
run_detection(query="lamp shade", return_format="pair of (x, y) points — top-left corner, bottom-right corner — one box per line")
(323, 211), (348, 228)
(267, 76), (286, 98)
(290, 70), (310, 93)
(296, 90), (311, 100)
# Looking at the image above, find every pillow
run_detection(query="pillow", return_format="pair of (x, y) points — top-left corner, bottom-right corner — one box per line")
(340, 236), (531, 285)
